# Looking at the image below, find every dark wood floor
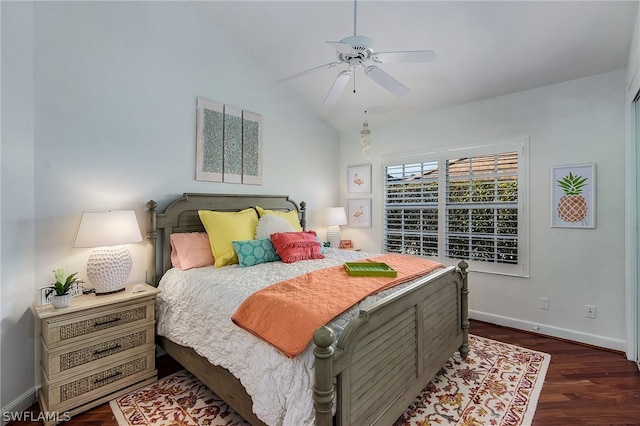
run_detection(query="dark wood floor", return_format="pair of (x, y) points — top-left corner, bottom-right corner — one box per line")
(472, 321), (640, 426)
(10, 320), (640, 425)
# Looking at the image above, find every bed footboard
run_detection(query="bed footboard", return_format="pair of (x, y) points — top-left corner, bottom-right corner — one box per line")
(314, 260), (469, 426)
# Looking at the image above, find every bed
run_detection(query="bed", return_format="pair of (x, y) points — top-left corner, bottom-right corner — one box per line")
(146, 193), (469, 426)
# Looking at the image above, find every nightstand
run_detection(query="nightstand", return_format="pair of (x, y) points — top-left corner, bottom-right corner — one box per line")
(33, 283), (160, 425)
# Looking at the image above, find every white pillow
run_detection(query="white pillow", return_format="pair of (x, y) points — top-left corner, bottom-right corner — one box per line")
(255, 214), (295, 239)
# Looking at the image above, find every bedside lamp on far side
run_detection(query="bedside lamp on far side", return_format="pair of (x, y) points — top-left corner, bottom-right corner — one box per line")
(324, 207), (348, 249)
(74, 210), (143, 294)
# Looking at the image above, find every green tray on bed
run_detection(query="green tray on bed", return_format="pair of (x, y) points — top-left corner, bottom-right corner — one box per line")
(344, 262), (397, 277)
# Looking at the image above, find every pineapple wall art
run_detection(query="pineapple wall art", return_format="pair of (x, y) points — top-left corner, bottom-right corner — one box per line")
(551, 164), (596, 228)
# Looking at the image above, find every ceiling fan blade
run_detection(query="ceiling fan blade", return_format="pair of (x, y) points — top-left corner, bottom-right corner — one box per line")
(364, 65), (410, 97)
(326, 41), (355, 55)
(277, 62), (340, 83)
(324, 69), (352, 105)
(372, 50), (437, 64)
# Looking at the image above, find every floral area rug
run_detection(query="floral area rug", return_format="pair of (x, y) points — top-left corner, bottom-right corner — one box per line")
(110, 370), (250, 426)
(394, 335), (550, 426)
(110, 335), (549, 426)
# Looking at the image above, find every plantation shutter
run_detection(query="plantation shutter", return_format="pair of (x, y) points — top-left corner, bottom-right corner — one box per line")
(384, 161), (439, 256)
(445, 152), (519, 264)
(382, 137), (527, 276)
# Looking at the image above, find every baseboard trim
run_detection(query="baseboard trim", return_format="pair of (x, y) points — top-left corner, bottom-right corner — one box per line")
(1, 387), (37, 426)
(470, 310), (626, 352)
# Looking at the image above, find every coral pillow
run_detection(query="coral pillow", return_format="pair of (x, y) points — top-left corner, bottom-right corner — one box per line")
(270, 231), (325, 263)
(256, 206), (302, 231)
(170, 232), (214, 270)
(198, 208), (259, 268)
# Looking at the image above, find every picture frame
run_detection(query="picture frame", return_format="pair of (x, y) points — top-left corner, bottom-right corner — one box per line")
(347, 198), (372, 228)
(36, 281), (84, 306)
(347, 164), (371, 194)
(550, 163), (596, 228)
(195, 97), (263, 185)
(196, 97), (224, 182)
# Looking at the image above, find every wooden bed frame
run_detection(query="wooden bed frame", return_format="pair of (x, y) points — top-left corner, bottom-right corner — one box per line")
(146, 193), (469, 426)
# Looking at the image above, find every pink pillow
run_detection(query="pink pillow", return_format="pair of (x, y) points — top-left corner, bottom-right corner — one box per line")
(270, 231), (325, 263)
(170, 232), (214, 270)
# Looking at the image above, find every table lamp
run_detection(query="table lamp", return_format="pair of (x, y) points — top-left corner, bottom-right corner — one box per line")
(324, 207), (348, 248)
(74, 210), (143, 294)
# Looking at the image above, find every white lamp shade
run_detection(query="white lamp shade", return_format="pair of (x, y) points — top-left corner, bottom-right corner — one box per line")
(74, 210), (142, 294)
(74, 210), (143, 248)
(324, 207), (347, 226)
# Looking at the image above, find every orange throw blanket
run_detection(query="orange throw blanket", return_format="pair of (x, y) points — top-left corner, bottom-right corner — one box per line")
(231, 254), (444, 358)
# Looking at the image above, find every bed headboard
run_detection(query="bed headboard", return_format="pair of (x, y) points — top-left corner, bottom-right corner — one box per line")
(146, 193), (306, 286)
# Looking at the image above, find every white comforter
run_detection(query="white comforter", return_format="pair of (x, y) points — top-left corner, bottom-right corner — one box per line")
(155, 249), (418, 425)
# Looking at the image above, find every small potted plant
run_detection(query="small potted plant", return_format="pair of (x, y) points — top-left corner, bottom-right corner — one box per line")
(46, 267), (79, 308)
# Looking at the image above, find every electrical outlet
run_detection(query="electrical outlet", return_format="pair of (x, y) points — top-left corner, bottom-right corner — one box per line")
(539, 297), (549, 310)
(586, 305), (596, 318)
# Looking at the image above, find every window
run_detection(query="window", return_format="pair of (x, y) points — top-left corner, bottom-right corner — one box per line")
(385, 161), (439, 257)
(383, 138), (528, 276)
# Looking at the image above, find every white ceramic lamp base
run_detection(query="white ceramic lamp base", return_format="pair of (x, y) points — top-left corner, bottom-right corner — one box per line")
(326, 225), (342, 249)
(87, 246), (133, 294)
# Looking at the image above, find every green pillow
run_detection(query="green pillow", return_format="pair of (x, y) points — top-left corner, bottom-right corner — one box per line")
(232, 238), (280, 267)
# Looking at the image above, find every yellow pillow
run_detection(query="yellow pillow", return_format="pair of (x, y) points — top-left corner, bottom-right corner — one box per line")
(198, 208), (259, 268)
(256, 206), (302, 231)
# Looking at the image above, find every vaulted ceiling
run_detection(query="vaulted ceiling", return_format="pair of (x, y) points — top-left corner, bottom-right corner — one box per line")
(193, 1), (638, 132)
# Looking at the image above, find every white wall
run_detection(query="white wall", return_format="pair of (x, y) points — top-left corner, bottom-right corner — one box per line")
(1, 1), (37, 418)
(339, 70), (628, 351)
(1, 1), (339, 416)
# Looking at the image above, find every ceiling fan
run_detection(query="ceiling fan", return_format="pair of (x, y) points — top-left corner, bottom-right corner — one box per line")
(276, 0), (437, 105)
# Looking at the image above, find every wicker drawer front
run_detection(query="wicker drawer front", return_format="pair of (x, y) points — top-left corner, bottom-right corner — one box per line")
(41, 300), (154, 348)
(42, 352), (156, 413)
(41, 325), (154, 380)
